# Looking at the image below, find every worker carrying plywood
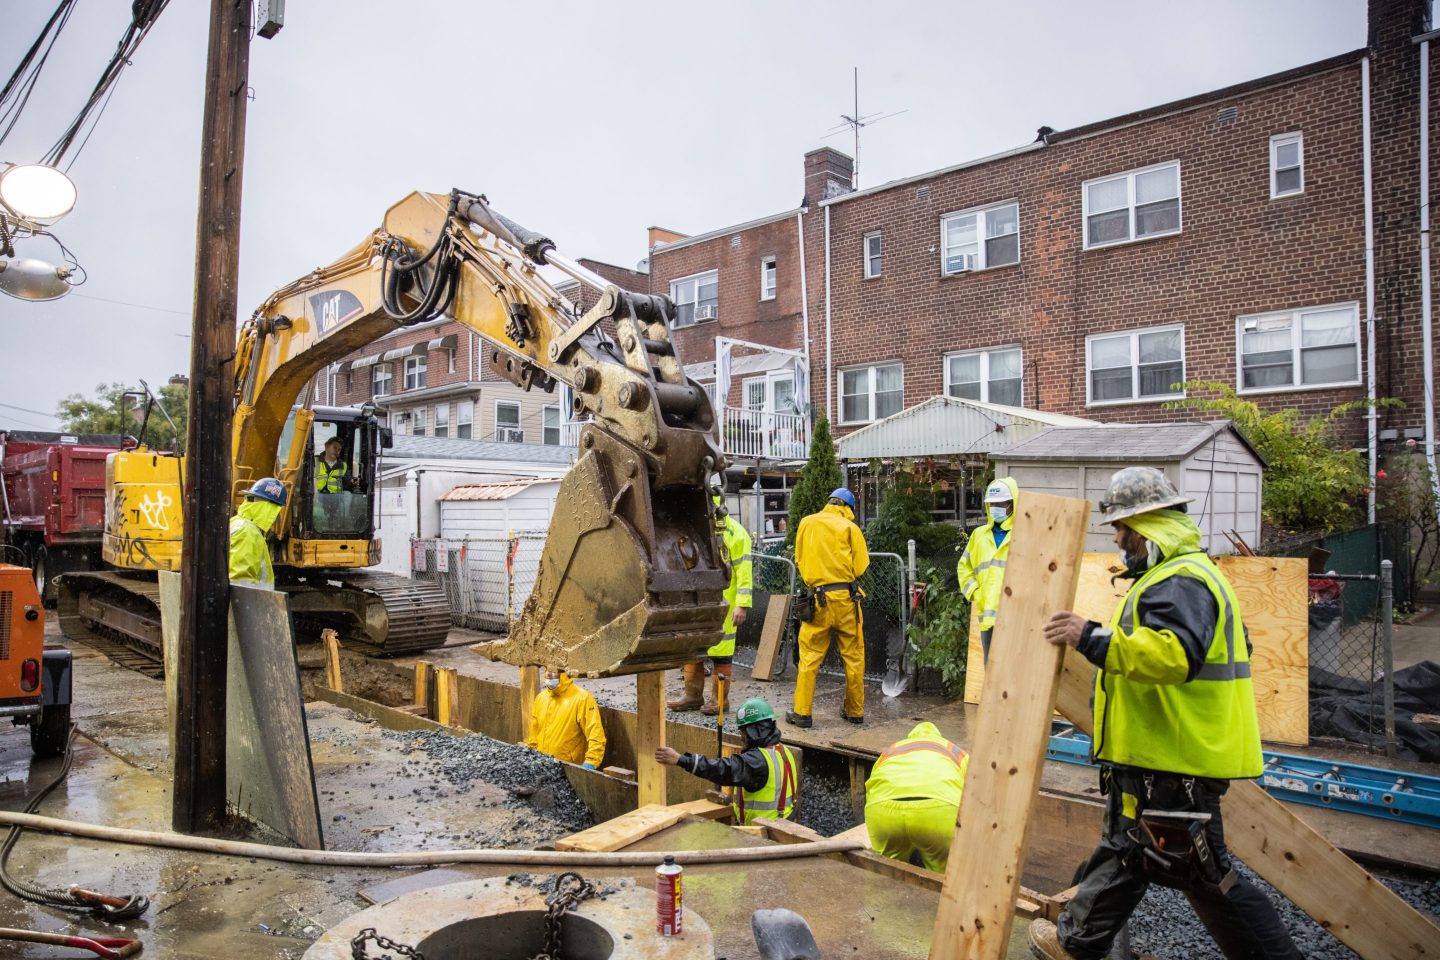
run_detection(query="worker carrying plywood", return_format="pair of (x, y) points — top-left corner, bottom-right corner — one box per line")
(787, 487), (869, 728)
(864, 721), (969, 872)
(1031, 467), (1300, 960)
(228, 477), (287, 588)
(655, 697), (799, 825)
(526, 669), (606, 769)
(669, 491), (752, 717)
(955, 477), (1018, 663)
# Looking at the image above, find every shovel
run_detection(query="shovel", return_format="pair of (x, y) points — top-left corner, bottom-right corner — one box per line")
(881, 659), (909, 698)
(752, 908), (821, 960)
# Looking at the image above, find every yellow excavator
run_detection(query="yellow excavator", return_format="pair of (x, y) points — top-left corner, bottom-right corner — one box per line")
(58, 190), (730, 676)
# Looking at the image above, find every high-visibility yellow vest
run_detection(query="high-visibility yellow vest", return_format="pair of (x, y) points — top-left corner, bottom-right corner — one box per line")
(733, 744), (798, 825)
(865, 721), (968, 806)
(1093, 551), (1263, 779)
(316, 458), (349, 493)
(956, 476), (1018, 631)
(228, 516), (274, 587)
(709, 514), (752, 658)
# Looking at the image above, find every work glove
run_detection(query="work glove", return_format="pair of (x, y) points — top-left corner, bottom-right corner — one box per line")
(582, 763), (596, 769)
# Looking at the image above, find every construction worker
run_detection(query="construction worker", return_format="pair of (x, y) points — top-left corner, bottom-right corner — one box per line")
(228, 477), (286, 588)
(315, 436), (352, 493)
(1030, 467), (1300, 960)
(654, 697), (799, 825)
(526, 668), (606, 769)
(955, 477), (1018, 662)
(669, 492), (752, 716)
(788, 487), (869, 728)
(864, 721), (968, 872)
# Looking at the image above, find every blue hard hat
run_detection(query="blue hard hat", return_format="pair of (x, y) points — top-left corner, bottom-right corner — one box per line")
(246, 477), (288, 506)
(828, 487), (856, 510)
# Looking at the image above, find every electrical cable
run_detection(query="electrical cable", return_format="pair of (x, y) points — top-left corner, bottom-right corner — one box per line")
(0, 0), (77, 151)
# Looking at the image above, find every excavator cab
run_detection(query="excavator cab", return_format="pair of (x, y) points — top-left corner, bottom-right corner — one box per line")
(284, 407), (379, 542)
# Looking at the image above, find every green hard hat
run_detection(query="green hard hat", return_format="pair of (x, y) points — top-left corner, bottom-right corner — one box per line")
(736, 697), (776, 727)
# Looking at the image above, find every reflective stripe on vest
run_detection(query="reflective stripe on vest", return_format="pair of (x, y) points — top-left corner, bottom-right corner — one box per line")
(1117, 555), (1251, 681)
(229, 518), (273, 586)
(316, 460), (348, 493)
(734, 744), (798, 825)
(974, 559), (1007, 574)
(874, 739), (967, 770)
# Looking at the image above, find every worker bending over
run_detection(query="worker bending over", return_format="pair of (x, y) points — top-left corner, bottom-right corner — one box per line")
(670, 492), (752, 716)
(655, 697), (799, 825)
(526, 669), (606, 769)
(788, 487), (869, 728)
(955, 477), (1018, 662)
(229, 477), (287, 588)
(1031, 467), (1299, 960)
(864, 721), (968, 872)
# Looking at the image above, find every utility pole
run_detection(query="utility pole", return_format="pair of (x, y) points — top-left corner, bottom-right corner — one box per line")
(173, 0), (252, 833)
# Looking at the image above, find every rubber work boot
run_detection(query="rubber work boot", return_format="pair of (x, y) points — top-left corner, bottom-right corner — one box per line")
(1027, 920), (1079, 960)
(701, 663), (733, 716)
(784, 711), (813, 728)
(667, 662), (705, 711)
(841, 709), (864, 725)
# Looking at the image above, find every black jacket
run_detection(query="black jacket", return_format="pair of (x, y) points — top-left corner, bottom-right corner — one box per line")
(1078, 572), (1219, 682)
(676, 721), (782, 794)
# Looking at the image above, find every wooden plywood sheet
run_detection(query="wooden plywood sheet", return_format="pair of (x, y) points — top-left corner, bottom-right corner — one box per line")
(751, 593), (791, 681)
(966, 552), (1308, 745)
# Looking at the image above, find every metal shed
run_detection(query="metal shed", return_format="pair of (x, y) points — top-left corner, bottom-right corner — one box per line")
(992, 420), (1265, 553)
(438, 478), (562, 538)
(835, 395), (1097, 460)
(437, 478), (562, 625)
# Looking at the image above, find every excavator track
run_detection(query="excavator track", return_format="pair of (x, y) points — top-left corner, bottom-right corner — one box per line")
(57, 569), (452, 674)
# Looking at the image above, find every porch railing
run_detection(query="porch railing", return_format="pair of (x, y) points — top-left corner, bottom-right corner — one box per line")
(720, 406), (809, 460)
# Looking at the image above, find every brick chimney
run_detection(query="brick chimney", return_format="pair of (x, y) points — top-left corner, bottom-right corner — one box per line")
(804, 148), (855, 206)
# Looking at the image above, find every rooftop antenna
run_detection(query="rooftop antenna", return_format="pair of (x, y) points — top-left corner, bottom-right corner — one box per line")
(824, 67), (907, 189)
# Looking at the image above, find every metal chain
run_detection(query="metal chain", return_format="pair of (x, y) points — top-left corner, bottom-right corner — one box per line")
(351, 927), (425, 960)
(531, 871), (597, 960)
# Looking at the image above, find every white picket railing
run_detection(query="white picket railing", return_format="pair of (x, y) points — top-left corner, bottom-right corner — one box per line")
(720, 406), (809, 460)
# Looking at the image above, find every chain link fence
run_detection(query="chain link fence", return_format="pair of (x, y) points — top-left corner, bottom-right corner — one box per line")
(409, 533), (545, 632)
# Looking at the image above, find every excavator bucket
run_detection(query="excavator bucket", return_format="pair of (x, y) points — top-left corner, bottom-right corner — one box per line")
(472, 425), (729, 677)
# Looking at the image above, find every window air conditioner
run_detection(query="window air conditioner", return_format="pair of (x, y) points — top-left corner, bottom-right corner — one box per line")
(498, 428), (525, 443)
(694, 304), (717, 321)
(949, 254), (976, 273)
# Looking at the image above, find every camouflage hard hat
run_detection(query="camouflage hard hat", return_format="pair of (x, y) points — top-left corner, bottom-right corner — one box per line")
(736, 697), (776, 727)
(1098, 467), (1191, 525)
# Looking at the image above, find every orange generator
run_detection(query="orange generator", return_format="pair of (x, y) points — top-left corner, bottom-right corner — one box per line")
(0, 563), (70, 756)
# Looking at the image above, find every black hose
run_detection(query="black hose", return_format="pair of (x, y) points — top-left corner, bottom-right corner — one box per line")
(379, 233), (459, 326)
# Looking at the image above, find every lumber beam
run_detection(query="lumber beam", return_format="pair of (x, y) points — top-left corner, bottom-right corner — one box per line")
(930, 492), (1089, 960)
(434, 667), (459, 727)
(519, 665), (539, 742)
(1053, 649), (1440, 959)
(751, 593), (791, 681)
(636, 671), (667, 806)
(556, 804), (688, 852)
(414, 660), (433, 718)
(321, 629), (343, 693)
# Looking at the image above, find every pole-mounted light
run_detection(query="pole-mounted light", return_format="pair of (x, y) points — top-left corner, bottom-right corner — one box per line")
(0, 163), (78, 224)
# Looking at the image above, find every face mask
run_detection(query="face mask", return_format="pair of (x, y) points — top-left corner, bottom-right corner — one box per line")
(1121, 538), (1162, 576)
(544, 678), (559, 691)
(990, 505), (1009, 522)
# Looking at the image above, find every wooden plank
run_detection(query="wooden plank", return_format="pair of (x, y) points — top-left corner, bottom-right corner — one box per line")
(313, 686), (447, 733)
(967, 552), (1309, 746)
(321, 629), (343, 693)
(414, 660), (433, 718)
(1053, 649), (1440, 960)
(519, 665), (540, 743)
(670, 798), (733, 821)
(555, 803), (687, 852)
(434, 667), (459, 727)
(848, 758), (868, 822)
(751, 593), (791, 681)
(636, 670), (667, 806)
(930, 492), (1089, 960)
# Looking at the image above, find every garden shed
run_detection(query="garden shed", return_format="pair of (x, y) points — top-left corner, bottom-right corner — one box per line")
(991, 420), (1265, 553)
(438, 478), (561, 538)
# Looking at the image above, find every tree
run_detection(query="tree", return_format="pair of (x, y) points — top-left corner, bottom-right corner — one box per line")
(784, 415), (843, 550)
(56, 381), (189, 453)
(1169, 381), (1382, 537)
(864, 467), (963, 563)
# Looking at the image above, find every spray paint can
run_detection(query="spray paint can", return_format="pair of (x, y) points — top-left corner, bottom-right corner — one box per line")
(656, 855), (683, 936)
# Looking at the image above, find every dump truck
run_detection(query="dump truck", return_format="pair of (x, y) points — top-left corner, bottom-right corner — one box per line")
(59, 189), (729, 678)
(0, 562), (73, 757)
(0, 431), (119, 605)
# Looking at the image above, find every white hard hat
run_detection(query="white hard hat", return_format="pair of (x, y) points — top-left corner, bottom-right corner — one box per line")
(984, 481), (1012, 504)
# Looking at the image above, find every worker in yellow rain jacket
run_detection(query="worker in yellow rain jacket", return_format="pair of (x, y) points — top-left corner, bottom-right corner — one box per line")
(669, 493), (752, 716)
(228, 477), (286, 588)
(1031, 467), (1298, 960)
(526, 669), (607, 768)
(788, 487), (869, 728)
(655, 697), (799, 825)
(955, 476), (1018, 662)
(864, 721), (968, 872)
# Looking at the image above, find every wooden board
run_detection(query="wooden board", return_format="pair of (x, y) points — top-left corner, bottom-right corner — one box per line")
(321, 629), (343, 692)
(751, 593), (791, 681)
(1053, 649), (1440, 960)
(636, 671), (667, 806)
(555, 803), (689, 852)
(931, 492), (1089, 960)
(966, 552), (1309, 746)
(518, 665), (539, 743)
(227, 584), (324, 850)
(159, 571), (181, 760)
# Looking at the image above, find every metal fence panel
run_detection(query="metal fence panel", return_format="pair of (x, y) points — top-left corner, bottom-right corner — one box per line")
(409, 532), (545, 632)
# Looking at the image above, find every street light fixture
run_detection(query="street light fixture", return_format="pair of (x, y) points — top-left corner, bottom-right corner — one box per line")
(0, 254), (75, 301)
(0, 164), (78, 224)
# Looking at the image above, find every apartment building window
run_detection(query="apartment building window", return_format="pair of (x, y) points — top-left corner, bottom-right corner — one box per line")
(863, 232), (882, 278)
(373, 363), (392, 397)
(1083, 162), (1181, 249)
(671, 270), (718, 326)
(412, 408), (427, 437)
(941, 201), (1019, 274)
(456, 399), (474, 439)
(447, 349), (457, 375)
(1086, 325), (1185, 404)
(404, 355), (427, 390)
(433, 402), (449, 438)
(543, 406), (561, 445)
(839, 362), (904, 424)
(944, 347), (1023, 406)
(1270, 133), (1304, 198)
(1238, 303), (1359, 392)
(496, 401), (522, 442)
(760, 257), (777, 301)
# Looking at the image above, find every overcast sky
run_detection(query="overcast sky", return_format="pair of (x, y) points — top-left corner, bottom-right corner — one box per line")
(0, 0), (1364, 429)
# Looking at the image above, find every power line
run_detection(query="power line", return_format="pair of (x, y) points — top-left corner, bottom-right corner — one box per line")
(0, 410), (53, 430)
(0, 401), (59, 419)
(69, 291), (189, 316)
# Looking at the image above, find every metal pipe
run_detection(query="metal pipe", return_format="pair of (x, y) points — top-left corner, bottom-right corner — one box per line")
(796, 209), (811, 402)
(1363, 56), (1378, 525)
(1381, 559), (1395, 760)
(1420, 40), (1438, 504)
(824, 205), (833, 424)
(543, 250), (611, 296)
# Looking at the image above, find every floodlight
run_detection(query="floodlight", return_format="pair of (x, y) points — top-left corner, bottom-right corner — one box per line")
(0, 164), (78, 224)
(0, 256), (75, 301)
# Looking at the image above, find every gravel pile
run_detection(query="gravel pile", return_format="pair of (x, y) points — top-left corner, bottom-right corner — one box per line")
(797, 770), (858, 837)
(382, 729), (595, 835)
(1125, 862), (1440, 959)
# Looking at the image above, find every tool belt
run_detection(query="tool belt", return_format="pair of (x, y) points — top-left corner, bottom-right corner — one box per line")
(1125, 809), (1235, 894)
(793, 582), (859, 624)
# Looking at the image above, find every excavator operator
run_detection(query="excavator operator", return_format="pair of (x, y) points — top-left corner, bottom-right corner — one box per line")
(315, 436), (354, 494)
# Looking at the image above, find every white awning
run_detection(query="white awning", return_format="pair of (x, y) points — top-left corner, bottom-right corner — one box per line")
(427, 333), (458, 352)
(836, 395), (1098, 460)
(341, 353), (382, 373)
